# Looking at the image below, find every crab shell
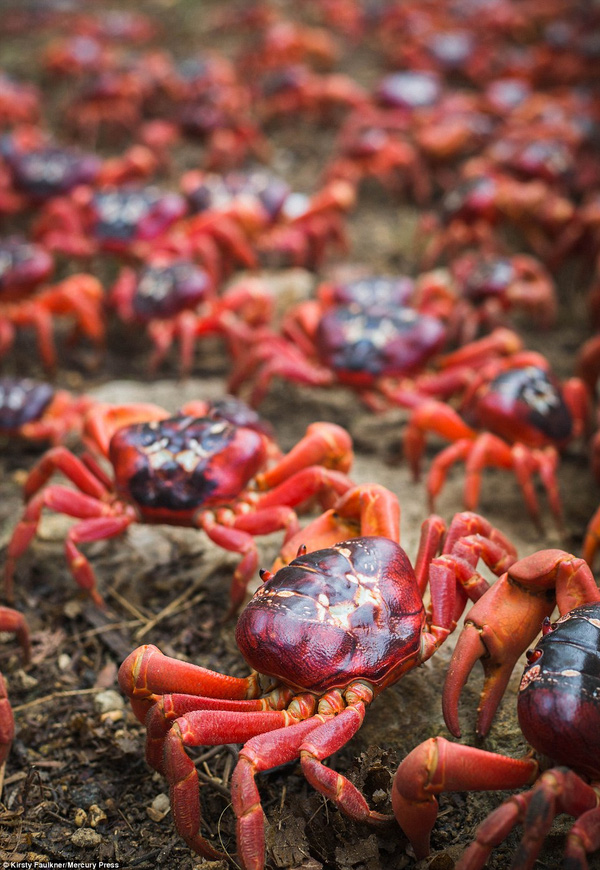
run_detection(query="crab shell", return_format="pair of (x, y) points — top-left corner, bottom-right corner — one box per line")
(316, 306), (447, 386)
(109, 414), (268, 524)
(462, 364), (573, 449)
(130, 260), (213, 321)
(0, 377), (54, 431)
(518, 602), (600, 781)
(236, 536), (425, 695)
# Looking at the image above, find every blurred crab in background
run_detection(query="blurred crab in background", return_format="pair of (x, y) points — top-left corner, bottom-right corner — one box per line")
(428, 250), (558, 341)
(176, 169), (355, 275)
(33, 184), (188, 260)
(109, 261), (274, 375)
(119, 500), (518, 869)
(421, 170), (576, 267)
(0, 125), (165, 218)
(395, 350), (589, 528)
(0, 377), (95, 446)
(0, 271), (105, 371)
(256, 64), (369, 126)
(0, 74), (40, 129)
(5, 400), (354, 614)
(228, 272), (454, 409)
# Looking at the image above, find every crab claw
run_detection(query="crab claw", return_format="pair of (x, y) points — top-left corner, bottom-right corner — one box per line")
(442, 549), (600, 737)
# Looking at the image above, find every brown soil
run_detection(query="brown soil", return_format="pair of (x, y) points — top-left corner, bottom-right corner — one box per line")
(0, 2), (598, 869)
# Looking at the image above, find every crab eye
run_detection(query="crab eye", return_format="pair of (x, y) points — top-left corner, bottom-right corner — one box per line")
(526, 648), (543, 664)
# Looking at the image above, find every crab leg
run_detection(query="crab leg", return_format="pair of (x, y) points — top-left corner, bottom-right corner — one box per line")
(199, 507), (300, 615)
(457, 769), (599, 870)
(0, 606), (31, 783)
(443, 550), (600, 737)
(5, 485), (111, 599)
(23, 446), (110, 500)
(564, 805), (600, 868)
(65, 515), (135, 606)
(118, 644), (266, 723)
(404, 401), (476, 479)
(583, 505), (600, 567)
(163, 701), (316, 859)
(232, 715), (332, 870)
(144, 688), (295, 773)
(299, 697), (391, 825)
(392, 737), (538, 860)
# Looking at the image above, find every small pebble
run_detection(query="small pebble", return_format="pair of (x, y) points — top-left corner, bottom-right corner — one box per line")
(146, 792), (170, 822)
(100, 708), (124, 724)
(88, 804), (107, 828)
(74, 808), (87, 827)
(71, 828), (102, 847)
(58, 654), (72, 671)
(93, 689), (124, 714)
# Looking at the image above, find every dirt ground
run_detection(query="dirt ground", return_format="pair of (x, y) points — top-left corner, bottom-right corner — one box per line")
(0, 2), (599, 869)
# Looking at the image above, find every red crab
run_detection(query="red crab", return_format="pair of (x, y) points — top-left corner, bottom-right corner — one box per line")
(174, 168), (279, 280)
(177, 170), (355, 275)
(32, 184), (188, 260)
(0, 605), (30, 782)
(109, 261), (273, 375)
(325, 109), (431, 203)
(42, 34), (116, 78)
(228, 273), (452, 409)
(393, 571), (600, 867)
(0, 272), (105, 371)
(0, 74), (40, 128)
(421, 170), (576, 267)
(398, 352), (590, 527)
(446, 251), (558, 334)
(238, 20), (340, 75)
(0, 126), (163, 213)
(5, 400), (354, 613)
(62, 68), (151, 143)
(118, 505), (519, 869)
(0, 377), (95, 446)
(0, 236), (54, 296)
(257, 64), (368, 126)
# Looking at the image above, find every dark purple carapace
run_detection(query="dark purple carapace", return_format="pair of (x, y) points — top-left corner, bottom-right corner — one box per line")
(518, 602), (600, 781)
(185, 169), (290, 222)
(440, 175), (498, 224)
(0, 377), (54, 430)
(461, 257), (516, 302)
(490, 138), (574, 186)
(236, 536), (425, 694)
(130, 261), (212, 320)
(326, 276), (415, 309)
(207, 396), (274, 438)
(484, 78), (532, 114)
(0, 237), (53, 293)
(316, 306), (446, 385)
(376, 71), (443, 111)
(90, 187), (187, 248)
(3, 144), (101, 200)
(464, 365), (573, 447)
(109, 415), (267, 516)
(425, 30), (475, 71)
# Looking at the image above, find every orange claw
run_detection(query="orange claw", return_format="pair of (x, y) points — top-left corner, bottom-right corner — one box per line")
(392, 737), (537, 860)
(273, 483), (400, 569)
(442, 549), (600, 737)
